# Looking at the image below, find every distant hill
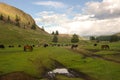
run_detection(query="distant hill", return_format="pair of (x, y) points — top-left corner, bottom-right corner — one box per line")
(114, 33), (120, 36)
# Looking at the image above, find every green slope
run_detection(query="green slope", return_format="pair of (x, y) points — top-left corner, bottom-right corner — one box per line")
(0, 21), (51, 45)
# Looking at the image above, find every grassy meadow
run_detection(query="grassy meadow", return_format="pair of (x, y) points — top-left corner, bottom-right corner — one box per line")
(0, 41), (120, 80)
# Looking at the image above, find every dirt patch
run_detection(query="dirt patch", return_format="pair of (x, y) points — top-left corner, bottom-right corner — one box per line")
(0, 71), (39, 80)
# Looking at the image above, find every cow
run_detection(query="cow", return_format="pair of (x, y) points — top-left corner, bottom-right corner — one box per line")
(24, 45), (33, 51)
(101, 45), (109, 49)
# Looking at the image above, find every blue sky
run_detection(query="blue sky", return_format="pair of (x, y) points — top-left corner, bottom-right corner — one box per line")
(0, 0), (120, 36)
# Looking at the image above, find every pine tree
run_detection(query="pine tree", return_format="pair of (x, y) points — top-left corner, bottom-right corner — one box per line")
(31, 23), (36, 30)
(71, 34), (79, 43)
(55, 30), (59, 35)
(15, 15), (20, 26)
(52, 35), (58, 43)
(41, 26), (44, 31)
(7, 16), (10, 22)
(52, 31), (55, 35)
(0, 14), (3, 20)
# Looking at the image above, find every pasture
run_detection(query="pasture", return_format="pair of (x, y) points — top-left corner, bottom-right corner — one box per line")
(0, 41), (120, 80)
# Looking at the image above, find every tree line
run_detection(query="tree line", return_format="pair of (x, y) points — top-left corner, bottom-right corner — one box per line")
(90, 35), (120, 42)
(0, 14), (36, 30)
(52, 30), (79, 43)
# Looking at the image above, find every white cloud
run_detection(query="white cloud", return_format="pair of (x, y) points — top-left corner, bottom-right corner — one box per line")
(85, 0), (120, 19)
(35, 0), (120, 36)
(33, 1), (66, 8)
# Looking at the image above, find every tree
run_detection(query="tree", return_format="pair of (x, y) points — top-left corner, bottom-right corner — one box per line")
(110, 35), (119, 42)
(90, 36), (96, 40)
(55, 30), (59, 35)
(7, 16), (10, 22)
(51, 31), (55, 35)
(41, 26), (45, 31)
(15, 15), (20, 26)
(52, 35), (58, 43)
(71, 34), (79, 43)
(0, 14), (3, 20)
(31, 23), (36, 30)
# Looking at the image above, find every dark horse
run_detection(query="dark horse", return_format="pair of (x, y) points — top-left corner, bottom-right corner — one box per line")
(71, 44), (78, 49)
(43, 43), (48, 48)
(0, 44), (5, 49)
(101, 45), (109, 49)
(24, 45), (33, 51)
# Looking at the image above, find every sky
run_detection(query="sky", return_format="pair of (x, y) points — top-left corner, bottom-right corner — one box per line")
(0, 0), (120, 36)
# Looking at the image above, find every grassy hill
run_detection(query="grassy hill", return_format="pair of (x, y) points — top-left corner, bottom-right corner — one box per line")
(0, 2), (52, 45)
(0, 21), (52, 45)
(0, 2), (80, 45)
(0, 2), (36, 29)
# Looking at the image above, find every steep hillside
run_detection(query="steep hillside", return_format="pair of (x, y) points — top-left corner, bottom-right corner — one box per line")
(0, 2), (38, 29)
(0, 2), (52, 45)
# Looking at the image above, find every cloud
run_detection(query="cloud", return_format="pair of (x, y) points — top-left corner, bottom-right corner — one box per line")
(84, 0), (120, 19)
(33, 1), (66, 8)
(35, 0), (120, 36)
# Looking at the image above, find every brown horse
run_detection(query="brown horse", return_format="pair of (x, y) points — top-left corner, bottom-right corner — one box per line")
(101, 45), (109, 49)
(24, 45), (33, 51)
(71, 44), (78, 49)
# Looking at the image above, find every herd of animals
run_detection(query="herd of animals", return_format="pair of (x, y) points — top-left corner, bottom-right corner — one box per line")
(0, 43), (110, 51)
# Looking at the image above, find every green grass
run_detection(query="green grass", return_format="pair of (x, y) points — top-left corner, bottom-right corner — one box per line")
(0, 46), (120, 80)
(0, 21), (52, 45)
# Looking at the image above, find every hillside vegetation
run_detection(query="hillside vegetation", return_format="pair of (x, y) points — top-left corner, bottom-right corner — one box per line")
(0, 21), (51, 45)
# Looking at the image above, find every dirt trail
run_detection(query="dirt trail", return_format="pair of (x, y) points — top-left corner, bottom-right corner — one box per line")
(0, 71), (38, 80)
(70, 49), (120, 64)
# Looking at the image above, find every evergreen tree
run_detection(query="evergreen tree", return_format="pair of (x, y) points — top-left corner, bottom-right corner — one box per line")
(0, 14), (3, 20)
(110, 35), (119, 42)
(15, 15), (20, 26)
(52, 31), (55, 35)
(7, 16), (10, 22)
(52, 35), (58, 43)
(71, 34), (79, 43)
(31, 23), (36, 30)
(41, 26), (44, 31)
(55, 30), (59, 35)
(90, 36), (96, 40)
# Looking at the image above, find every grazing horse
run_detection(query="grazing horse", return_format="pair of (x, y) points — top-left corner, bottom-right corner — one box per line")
(43, 44), (48, 48)
(94, 43), (97, 46)
(71, 44), (78, 49)
(24, 45), (33, 51)
(101, 45), (109, 49)
(0, 44), (5, 49)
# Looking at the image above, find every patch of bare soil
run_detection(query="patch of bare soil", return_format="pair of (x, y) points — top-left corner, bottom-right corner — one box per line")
(0, 71), (39, 80)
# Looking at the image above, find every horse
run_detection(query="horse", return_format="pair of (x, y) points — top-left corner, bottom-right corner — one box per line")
(24, 45), (33, 51)
(0, 44), (5, 49)
(43, 43), (48, 48)
(101, 45), (109, 49)
(71, 44), (78, 49)
(94, 43), (97, 46)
